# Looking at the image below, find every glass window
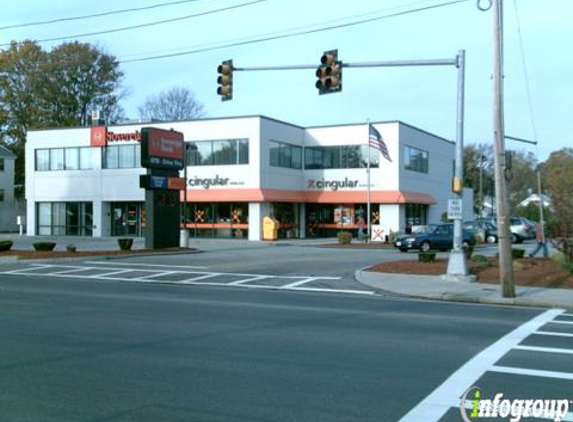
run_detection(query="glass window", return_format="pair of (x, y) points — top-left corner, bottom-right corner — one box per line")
(36, 150), (50, 171)
(304, 145), (378, 169)
(103, 146), (119, 169)
(118, 145), (135, 168)
(38, 203), (52, 235)
(404, 146), (429, 173)
(49, 149), (64, 170)
(79, 147), (92, 169)
(65, 148), (79, 170)
(269, 141), (302, 170)
(187, 139), (249, 166)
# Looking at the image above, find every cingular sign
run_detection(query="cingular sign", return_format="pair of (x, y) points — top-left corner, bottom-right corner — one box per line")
(188, 175), (230, 189)
(307, 178), (359, 191)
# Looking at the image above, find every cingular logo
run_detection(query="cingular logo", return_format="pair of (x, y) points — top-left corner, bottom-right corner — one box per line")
(188, 175), (230, 189)
(307, 178), (359, 191)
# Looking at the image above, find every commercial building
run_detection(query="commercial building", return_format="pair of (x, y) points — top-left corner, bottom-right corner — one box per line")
(26, 115), (467, 241)
(0, 144), (25, 232)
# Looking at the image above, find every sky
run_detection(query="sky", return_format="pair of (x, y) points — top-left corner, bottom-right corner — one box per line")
(1, 0), (571, 161)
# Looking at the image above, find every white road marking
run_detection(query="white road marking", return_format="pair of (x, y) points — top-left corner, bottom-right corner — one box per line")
(281, 277), (320, 289)
(397, 309), (565, 422)
(535, 331), (573, 338)
(550, 320), (573, 325)
(0, 263), (373, 295)
(227, 276), (275, 286)
(286, 286), (375, 295)
(490, 365), (573, 380)
(513, 345), (573, 355)
(84, 261), (209, 269)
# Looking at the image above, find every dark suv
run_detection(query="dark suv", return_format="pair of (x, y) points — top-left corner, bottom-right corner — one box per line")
(394, 223), (476, 252)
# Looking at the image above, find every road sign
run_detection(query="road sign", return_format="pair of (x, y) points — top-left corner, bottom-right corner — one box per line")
(448, 199), (463, 220)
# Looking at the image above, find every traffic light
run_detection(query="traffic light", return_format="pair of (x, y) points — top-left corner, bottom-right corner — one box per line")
(315, 49), (342, 95)
(217, 59), (233, 101)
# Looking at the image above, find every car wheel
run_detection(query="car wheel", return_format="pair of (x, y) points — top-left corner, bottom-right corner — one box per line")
(399, 248), (408, 253)
(510, 233), (518, 244)
(486, 234), (497, 244)
(420, 241), (431, 253)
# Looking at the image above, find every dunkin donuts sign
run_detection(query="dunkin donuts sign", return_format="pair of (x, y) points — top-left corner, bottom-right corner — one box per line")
(90, 126), (142, 147)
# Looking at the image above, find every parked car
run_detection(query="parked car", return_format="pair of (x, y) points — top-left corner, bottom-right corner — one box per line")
(464, 220), (499, 244)
(394, 223), (476, 252)
(481, 216), (535, 243)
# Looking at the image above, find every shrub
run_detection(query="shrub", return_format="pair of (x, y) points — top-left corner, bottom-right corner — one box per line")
(471, 254), (490, 268)
(33, 242), (56, 251)
(388, 230), (399, 244)
(553, 251), (566, 264)
(562, 262), (573, 275)
(0, 240), (14, 251)
(117, 238), (134, 251)
(513, 261), (524, 272)
(512, 248), (526, 259)
(464, 244), (474, 260)
(337, 231), (352, 245)
(66, 244), (77, 253)
(418, 251), (436, 263)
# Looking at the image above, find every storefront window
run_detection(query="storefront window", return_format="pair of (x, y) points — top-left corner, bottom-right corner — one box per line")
(405, 203), (428, 230)
(36, 202), (93, 236)
(185, 202), (248, 238)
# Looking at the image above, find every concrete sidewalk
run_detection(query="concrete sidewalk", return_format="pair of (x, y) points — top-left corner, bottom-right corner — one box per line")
(356, 269), (573, 310)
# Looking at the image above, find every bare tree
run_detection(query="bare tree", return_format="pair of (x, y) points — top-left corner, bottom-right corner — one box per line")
(138, 87), (205, 121)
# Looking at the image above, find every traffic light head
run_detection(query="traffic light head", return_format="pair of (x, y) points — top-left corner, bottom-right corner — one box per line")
(316, 49), (342, 95)
(217, 59), (233, 101)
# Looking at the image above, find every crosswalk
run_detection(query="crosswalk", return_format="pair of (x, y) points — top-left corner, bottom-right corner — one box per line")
(0, 262), (375, 296)
(400, 309), (573, 422)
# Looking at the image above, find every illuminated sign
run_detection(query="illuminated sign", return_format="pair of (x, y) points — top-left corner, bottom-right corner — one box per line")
(90, 126), (142, 147)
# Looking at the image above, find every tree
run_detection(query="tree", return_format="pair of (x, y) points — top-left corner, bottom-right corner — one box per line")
(43, 41), (124, 127)
(0, 40), (125, 192)
(463, 143), (494, 215)
(541, 148), (573, 237)
(505, 149), (537, 212)
(138, 87), (205, 121)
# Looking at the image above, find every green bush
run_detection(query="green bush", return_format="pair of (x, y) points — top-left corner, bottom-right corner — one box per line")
(553, 251), (566, 264)
(0, 240), (14, 251)
(117, 238), (134, 251)
(337, 231), (352, 245)
(464, 244), (474, 260)
(418, 251), (437, 263)
(562, 262), (573, 275)
(388, 230), (399, 244)
(33, 242), (56, 251)
(512, 248), (526, 259)
(471, 254), (490, 267)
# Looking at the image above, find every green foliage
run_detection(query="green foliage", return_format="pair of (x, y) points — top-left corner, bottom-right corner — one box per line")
(512, 248), (526, 259)
(463, 144), (494, 214)
(542, 148), (573, 238)
(418, 251), (436, 263)
(388, 230), (399, 244)
(118, 238), (134, 251)
(513, 261), (524, 272)
(337, 231), (352, 245)
(515, 203), (558, 236)
(562, 262), (573, 275)
(0, 240), (14, 251)
(552, 250), (566, 264)
(33, 242), (56, 251)
(0, 40), (125, 190)
(470, 254), (490, 268)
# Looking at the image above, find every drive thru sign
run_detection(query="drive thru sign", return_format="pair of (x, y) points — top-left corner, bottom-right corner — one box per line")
(448, 199), (463, 220)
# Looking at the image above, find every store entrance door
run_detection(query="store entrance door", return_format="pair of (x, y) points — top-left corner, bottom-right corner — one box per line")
(111, 202), (143, 236)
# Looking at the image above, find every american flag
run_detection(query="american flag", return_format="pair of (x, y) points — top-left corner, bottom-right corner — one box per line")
(369, 123), (391, 162)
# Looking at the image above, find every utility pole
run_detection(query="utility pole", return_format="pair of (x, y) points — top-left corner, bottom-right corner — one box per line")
(492, 0), (515, 297)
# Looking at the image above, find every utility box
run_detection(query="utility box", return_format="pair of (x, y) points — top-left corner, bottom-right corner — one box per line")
(263, 216), (279, 241)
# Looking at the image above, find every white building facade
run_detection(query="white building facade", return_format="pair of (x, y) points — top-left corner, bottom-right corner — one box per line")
(26, 115), (458, 241)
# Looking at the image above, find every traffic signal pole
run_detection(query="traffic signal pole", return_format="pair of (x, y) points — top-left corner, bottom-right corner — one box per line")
(220, 51), (472, 280)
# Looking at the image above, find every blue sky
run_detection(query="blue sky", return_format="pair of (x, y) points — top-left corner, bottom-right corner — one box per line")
(1, 0), (571, 161)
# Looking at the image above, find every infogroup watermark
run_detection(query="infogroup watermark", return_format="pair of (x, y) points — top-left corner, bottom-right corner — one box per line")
(461, 386), (571, 422)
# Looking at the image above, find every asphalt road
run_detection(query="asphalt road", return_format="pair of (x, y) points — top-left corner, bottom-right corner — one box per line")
(1, 242), (570, 422)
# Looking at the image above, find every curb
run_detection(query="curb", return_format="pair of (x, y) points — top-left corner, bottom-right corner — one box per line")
(0, 256), (19, 265)
(354, 268), (573, 310)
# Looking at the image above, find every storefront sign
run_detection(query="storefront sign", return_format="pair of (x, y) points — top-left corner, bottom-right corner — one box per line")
(188, 175), (230, 189)
(90, 126), (142, 147)
(141, 127), (185, 170)
(306, 178), (359, 191)
(139, 175), (186, 190)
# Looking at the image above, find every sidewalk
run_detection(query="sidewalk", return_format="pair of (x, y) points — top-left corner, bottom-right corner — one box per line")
(356, 269), (573, 310)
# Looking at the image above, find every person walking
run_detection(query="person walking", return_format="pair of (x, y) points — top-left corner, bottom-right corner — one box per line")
(357, 215), (367, 241)
(529, 221), (549, 258)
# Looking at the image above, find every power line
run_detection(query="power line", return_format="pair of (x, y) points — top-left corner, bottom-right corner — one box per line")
(0, 0), (208, 30)
(1, 0), (270, 47)
(119, 0), (446, 60)
(120, 0), (471, 64)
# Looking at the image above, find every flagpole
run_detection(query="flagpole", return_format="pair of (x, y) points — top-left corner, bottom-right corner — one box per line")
(366, 121), (371, 241)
